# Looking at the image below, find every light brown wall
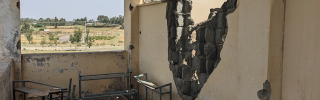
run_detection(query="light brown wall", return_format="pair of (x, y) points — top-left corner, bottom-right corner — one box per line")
(282, 0), (320, 100)
(21, 51), (128, 98)
(268, 0), (285, 100)
(0, 60), (14, 100)
(138, 3), (179, 100)
(197, 6), (239, 100)
(0, 0), (22, 81)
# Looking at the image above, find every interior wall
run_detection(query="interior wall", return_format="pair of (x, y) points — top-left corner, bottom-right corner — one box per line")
(0, 0), (22, 81)
(138, 1), (240, 99)
(196, 6), (239, 100)
(268, 0), (285, 100)
(0, 60), (14, 100)
(282, 0), (320, 100)
(21, 51), (128, 99)
(138, 3), (180, 100)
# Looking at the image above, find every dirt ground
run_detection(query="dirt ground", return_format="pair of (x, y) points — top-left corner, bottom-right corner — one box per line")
(21, 25), (124, 54)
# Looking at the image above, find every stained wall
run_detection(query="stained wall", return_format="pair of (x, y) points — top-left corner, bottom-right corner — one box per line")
(21, 51), (128, 99)
(282, 0), (320, 100)
(0, 60), (14, 100)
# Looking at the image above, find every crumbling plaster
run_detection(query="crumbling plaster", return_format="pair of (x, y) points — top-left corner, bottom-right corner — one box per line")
(166, 0), (237, 99)
(21, 51), (128, 99)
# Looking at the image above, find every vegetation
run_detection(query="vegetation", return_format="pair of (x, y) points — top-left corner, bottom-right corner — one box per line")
(21, 22), (30, 33)
(89, 36), (116, 40)
(40, 38), (46, 47)
(25, 30), (33, 44)
(69, 28), (82, 50)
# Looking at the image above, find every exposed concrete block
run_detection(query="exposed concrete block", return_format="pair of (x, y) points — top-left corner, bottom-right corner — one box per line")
(182, 66), (191, 80)
(205, 28), (216, 43)
(216, 12), (227, 28)
(208, 15), (217, 28)
(169, 51), (179, 64)
(204, 43), (216, 55)
(193, 57), (206, 73)
(183, 0), (192, 13)
(173, 65), (184, 78)
(215, 28), (226, 46)
(206, 59), (216, 74)
(185, 15), (194, 26)
(198, 73), (209, 85)
(196, 28), (206, 42)
(169, 27), (177, 39)
(166, 0), (237, 99)
(195, 43), (205, 56)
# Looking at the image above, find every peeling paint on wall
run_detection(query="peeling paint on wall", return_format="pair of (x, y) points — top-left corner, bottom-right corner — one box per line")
(166, 0), (237, 99)
(21, 51), (128, 98)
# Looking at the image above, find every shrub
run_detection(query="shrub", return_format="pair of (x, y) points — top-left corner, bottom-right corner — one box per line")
(39, 29), (44, 31)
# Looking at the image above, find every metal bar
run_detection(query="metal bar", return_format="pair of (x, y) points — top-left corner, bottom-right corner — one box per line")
(156, 83), (172, 89)
(127, 76), (129, 90)
(170, 83), (172, 100)
(28, 81), (65, 89)
(83, 92), (136, 99)
(71, 84), (76, 100)
(160, 88), (162, 100)
(81, 72), (132, 77)
(67, 78), (72, 98)
(50, 94), (52, 100)
(80, 74), (131, 81)
(129, 72), (131, 90)
(24, 93), (26, 100)
(13, 81), (15, 100)
(79, 71), (82, 99)
(61, 91), (64, 100)
(84, 90), (136, 97)
(137, 79), (139, 100)
(145, 74), (148, 100)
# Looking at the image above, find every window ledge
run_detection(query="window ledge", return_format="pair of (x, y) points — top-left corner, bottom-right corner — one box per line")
(138, 1), (167, 7)
(21, 50), (127, 56)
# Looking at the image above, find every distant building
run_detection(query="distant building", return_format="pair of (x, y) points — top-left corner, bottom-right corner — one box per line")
(59, 35), (70, 43)
(44, 29), (50, 32)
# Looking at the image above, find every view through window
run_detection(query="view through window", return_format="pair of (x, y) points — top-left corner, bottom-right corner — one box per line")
(20, 0), (124, 54)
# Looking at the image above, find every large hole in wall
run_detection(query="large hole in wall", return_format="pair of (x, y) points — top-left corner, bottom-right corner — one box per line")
(20, 0), (125, 54)
(166, 0), (237, 99)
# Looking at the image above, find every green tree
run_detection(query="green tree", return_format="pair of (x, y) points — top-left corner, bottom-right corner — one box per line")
(54, 17), (58, 28)
(48, 33), (55, 44)
(40, 38), (46, 47)
(69, 28), (82, 50)
(25, 30), (33, 44)
(21, 22), (30, 33)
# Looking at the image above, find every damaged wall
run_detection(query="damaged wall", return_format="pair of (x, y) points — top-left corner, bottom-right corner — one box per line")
(0, 60), (14, 100)
(0, 0), (22, 81)
(138, 0), (239, 99)
(282, 0), (320, 100)
(21, 51), (128, 99)
(166, 0), (237, 99)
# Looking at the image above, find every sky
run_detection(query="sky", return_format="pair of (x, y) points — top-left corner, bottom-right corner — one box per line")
(21, 0), (124, 21)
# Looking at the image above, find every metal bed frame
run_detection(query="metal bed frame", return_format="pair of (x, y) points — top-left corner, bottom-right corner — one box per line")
(134, 73), (172, 100)
(78, 71), (137, 100)
(13, 80), (68, 100)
